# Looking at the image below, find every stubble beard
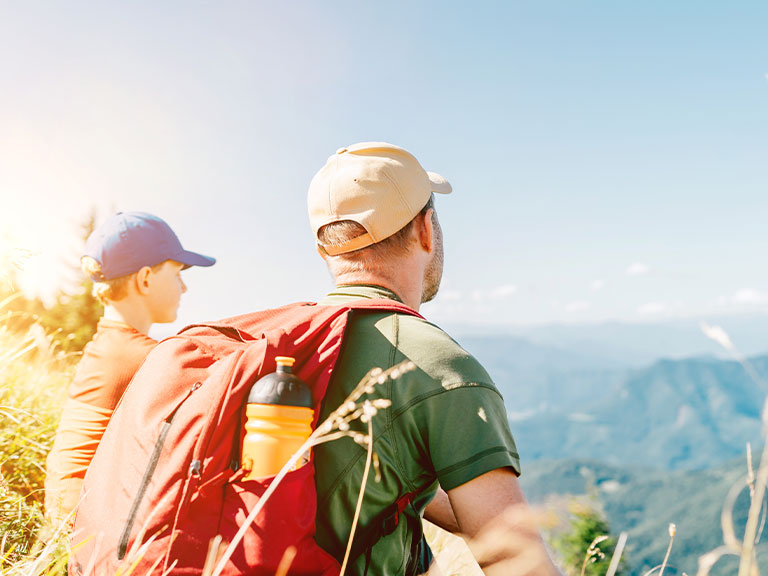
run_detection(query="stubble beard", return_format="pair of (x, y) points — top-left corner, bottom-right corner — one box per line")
(421, 222), (444, 304)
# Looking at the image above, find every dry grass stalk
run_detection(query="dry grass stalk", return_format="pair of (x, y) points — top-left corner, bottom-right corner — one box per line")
(605, 532), (628, 576)
(201, 535), (225, 576)
(738, 427), (768, 576)
(657, 523), (676, 576)
(339, 416), (374, 574)
(700, 323), (768, 576)
(722, 480), (746, 552)
(748, 443), (756, 500)
(76, 533), (102, 576)
(580, 535), (608, 576)
(113, 529), (165, 576)
(14, 513), (75, 576)
(274, 546), (297, 576)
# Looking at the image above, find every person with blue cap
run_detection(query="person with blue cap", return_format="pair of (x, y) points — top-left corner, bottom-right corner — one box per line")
(44, 211), (215, 523)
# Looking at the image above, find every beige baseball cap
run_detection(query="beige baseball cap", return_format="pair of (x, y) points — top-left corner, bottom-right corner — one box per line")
(308, 142), (452, 256)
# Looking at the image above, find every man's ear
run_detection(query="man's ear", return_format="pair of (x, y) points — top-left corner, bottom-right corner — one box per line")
(418, 208), (435, 254)
(134, 266), (153, 295)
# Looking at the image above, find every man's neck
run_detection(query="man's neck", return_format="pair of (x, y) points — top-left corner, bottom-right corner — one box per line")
(333, 272), (423, 311)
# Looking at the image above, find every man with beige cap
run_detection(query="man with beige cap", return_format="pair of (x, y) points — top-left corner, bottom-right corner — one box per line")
(308, 142), (562, 575)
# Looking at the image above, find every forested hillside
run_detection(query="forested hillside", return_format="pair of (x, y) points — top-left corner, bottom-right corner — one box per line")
(522, 458), (767, 575)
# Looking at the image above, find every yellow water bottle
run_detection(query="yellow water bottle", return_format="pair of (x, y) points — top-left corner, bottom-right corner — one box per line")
(242, 356), (314, 480)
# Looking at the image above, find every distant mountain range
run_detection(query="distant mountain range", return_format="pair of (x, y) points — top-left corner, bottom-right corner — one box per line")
(508, 354), (768, 470)
(457, 329), (768, 470)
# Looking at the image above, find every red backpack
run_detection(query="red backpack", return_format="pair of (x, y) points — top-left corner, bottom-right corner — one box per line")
(70, 300), (421, 575)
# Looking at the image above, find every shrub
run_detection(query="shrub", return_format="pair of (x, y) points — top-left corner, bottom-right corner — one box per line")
(0, 306), (73, 569)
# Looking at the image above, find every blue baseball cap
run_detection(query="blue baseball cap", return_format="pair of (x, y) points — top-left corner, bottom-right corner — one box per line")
(83, 212), (216, 281)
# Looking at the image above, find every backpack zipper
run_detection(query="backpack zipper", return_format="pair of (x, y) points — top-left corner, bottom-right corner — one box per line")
(117, 382), (202, 560)
(167, 348), (248, 536)
(184, 348), (248, 483)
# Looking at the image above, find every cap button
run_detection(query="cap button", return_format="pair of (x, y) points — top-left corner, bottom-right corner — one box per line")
(335, 147), (348, 155)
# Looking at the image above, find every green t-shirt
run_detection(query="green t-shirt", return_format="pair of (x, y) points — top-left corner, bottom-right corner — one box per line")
(314, 285), (521, 574)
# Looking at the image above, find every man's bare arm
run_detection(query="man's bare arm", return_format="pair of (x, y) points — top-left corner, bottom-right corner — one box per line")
(423, 486), (460, 533)
(446, 468), (563, 576)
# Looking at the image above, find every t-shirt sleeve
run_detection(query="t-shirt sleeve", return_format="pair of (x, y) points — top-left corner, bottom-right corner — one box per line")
(391, 315), (521, 492)
(417, 384), (521, 491)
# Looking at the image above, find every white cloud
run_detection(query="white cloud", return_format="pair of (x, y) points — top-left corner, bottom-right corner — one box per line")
(709, 289), (768, 311)
(439, 289), (463, 302)
(600, 480), (622, 494)
(733, 288), (768, 305)
(626, 262), (650, 277)
(490, 284), (517, 299)
(637, 301), (667, 316)
(462, 285), (518, 303)
(565, 300), (590, 312)
(710, 295), (730, 308)
(591, 279), (605, 291)
(508, 409), (537, 422)
(568, 412), (595, 423)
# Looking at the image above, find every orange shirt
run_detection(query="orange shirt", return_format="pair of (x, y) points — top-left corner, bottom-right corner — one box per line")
(45, 319), (156, 522)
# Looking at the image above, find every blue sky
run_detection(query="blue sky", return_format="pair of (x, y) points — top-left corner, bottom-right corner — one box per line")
(1, 1), (767, 337)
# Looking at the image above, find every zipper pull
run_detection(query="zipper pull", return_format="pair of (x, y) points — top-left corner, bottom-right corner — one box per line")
(189, 459), (203, 477)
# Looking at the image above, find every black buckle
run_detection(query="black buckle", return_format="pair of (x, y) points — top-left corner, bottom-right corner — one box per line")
(381, 511), (400, 537)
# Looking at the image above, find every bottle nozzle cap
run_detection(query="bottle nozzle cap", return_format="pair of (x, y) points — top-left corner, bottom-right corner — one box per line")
(275, 356), (296, 368)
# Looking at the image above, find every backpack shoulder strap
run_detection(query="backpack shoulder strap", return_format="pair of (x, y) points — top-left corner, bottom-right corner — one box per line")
(178, 299), (423, 339)
(348, 490), (423, 575)
(336, 298), (425, 319)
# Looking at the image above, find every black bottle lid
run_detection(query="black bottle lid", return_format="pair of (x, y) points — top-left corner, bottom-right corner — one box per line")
(247, 356), (313, 408)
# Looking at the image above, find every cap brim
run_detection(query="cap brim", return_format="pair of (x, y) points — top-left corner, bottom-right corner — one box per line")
(427, 171), (452, 194)
(173, 250), (216, 269)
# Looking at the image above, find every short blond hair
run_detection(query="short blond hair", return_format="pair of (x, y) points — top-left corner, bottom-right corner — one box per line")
(81, 257), (165, 305)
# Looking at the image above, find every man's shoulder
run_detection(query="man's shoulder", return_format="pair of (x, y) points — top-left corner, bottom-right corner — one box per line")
(362, 310), (495, 389)
(392, 311), (464, 349)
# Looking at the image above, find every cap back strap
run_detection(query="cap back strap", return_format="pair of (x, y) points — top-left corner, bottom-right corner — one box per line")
(318, 232), (375, 256)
